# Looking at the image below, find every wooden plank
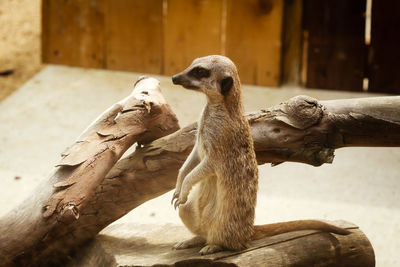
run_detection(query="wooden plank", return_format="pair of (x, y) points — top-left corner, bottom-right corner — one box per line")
(282, 0), (303, 85)
(42, 0), (105, 68)
(163, 0), (223, 76)
(225, 0), (283, 86)
(74, 222), (374, 267)
(368, 0), (400, 94)
(303, 0), (366, 91)
(105, 0), (163, 74)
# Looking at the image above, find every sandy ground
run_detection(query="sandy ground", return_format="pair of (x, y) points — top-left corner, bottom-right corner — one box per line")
(0, 0), (42, 101)
(0, 65), (399, 266)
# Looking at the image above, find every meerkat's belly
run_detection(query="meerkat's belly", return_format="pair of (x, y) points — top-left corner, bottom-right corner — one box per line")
(178, 177), (217, 237)
(179, 175), (218, 236)
(196, 176), (219, 235)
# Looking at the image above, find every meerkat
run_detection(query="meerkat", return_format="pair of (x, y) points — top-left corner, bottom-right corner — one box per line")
(171, 55), (350, 255)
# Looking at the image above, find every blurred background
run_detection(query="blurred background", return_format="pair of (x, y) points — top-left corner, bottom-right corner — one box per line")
(0, 0), (399, 266)
(2, 0), (400, 100)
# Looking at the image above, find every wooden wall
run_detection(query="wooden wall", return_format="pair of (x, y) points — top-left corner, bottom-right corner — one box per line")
(42, 0), (106, 68)
(302, 0), (366, 91)
(368, 0), (400, 94)
(43, 0), (400, 93)
(301, 0), (400, 93)
(42, 0), (283, 86)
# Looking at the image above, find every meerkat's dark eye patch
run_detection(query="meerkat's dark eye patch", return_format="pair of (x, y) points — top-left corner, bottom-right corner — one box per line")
(189, 67), (210, 79)
(220, 76), (233, 95)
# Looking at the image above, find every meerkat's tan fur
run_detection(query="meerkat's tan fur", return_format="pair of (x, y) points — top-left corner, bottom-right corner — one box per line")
(171, 55), (350, 255)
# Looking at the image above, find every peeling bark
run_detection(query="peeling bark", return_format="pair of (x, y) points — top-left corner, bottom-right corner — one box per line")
(0, 77), (179, 266)
(1, 91), (398, 266)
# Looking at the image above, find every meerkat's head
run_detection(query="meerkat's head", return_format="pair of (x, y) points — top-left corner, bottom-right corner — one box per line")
(172, 55), (240, 103)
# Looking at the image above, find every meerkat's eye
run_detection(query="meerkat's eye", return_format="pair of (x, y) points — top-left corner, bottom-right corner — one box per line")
(189, 67), (210, 79)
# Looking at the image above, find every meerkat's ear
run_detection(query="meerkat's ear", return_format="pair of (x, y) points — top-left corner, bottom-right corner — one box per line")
(220, 76), (233, 95)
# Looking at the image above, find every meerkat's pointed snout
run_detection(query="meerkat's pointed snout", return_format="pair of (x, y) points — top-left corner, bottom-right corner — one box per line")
(172, 74), (181, 85)
(171, 72), (200, 90)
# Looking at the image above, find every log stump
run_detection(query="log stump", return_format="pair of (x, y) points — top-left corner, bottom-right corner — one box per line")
(69, 221), (375, 267)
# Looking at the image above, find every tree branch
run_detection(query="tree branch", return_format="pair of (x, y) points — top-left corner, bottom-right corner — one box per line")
(250, 95), (400, 166)
(0, 77), (179, 266)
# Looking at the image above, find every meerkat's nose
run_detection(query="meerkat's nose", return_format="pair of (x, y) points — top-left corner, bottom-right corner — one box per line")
(172, 74), (181, 85)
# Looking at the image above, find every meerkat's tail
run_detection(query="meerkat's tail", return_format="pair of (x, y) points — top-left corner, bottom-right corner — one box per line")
(252, 220), (351, 240)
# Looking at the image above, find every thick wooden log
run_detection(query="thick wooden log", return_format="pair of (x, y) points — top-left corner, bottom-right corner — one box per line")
(69, 221), (374, 267)
(0, 77), (179, 267)
(2, 92), (397, 266)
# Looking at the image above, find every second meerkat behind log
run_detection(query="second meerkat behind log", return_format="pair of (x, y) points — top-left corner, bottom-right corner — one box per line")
(171, 55), (350, 255)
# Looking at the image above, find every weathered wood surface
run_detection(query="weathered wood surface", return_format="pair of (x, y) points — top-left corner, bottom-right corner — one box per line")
(225, 0), (283, 86)
(1, 89), (398, 266)
(0, 77), (180, 267)
(42, 0), (106, 68)
(69, 221), (374, 267)
(303, 0), (366, 91)
(105, 0), (164, 74)
(163, 0), (224, 76)
(42, 0), (284, 86)
(282, 0), (303, 85)
(250, 95), (400, 165)
(368, 0), (400, 94)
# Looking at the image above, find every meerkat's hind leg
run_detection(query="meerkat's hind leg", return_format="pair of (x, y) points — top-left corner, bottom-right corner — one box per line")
(199, 244), (224, 255)
(173, 236), (206, 250)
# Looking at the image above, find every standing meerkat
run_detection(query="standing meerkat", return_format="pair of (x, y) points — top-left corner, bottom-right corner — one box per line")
(171, 55), (350, 255)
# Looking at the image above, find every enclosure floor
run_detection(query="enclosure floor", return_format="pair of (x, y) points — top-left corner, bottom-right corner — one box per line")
(0, 65), (398, 266)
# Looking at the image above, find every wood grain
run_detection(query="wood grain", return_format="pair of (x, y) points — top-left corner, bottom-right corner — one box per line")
(282, 0), (302, 85)
(163, 0), (224, 75)
(105, 0), (163, 74)
(225, 0), (284, 86)
(368, 0), (400, 94)
(0, 77), (180, 267)
(42, 0), (106, 68)
(303, 0), (366, 91)
(78, 222), (374, 267)
(42, 0), (286, 86)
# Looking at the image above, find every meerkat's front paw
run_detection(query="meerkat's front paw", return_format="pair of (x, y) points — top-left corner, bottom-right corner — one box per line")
(171, 186), (190, 209)
(176, 185), (191, 207)
(173, 196), (188, 209)
(172, 190), (186, 209)
(199, 244), (223, 255)
(171, 190), (180, 205)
